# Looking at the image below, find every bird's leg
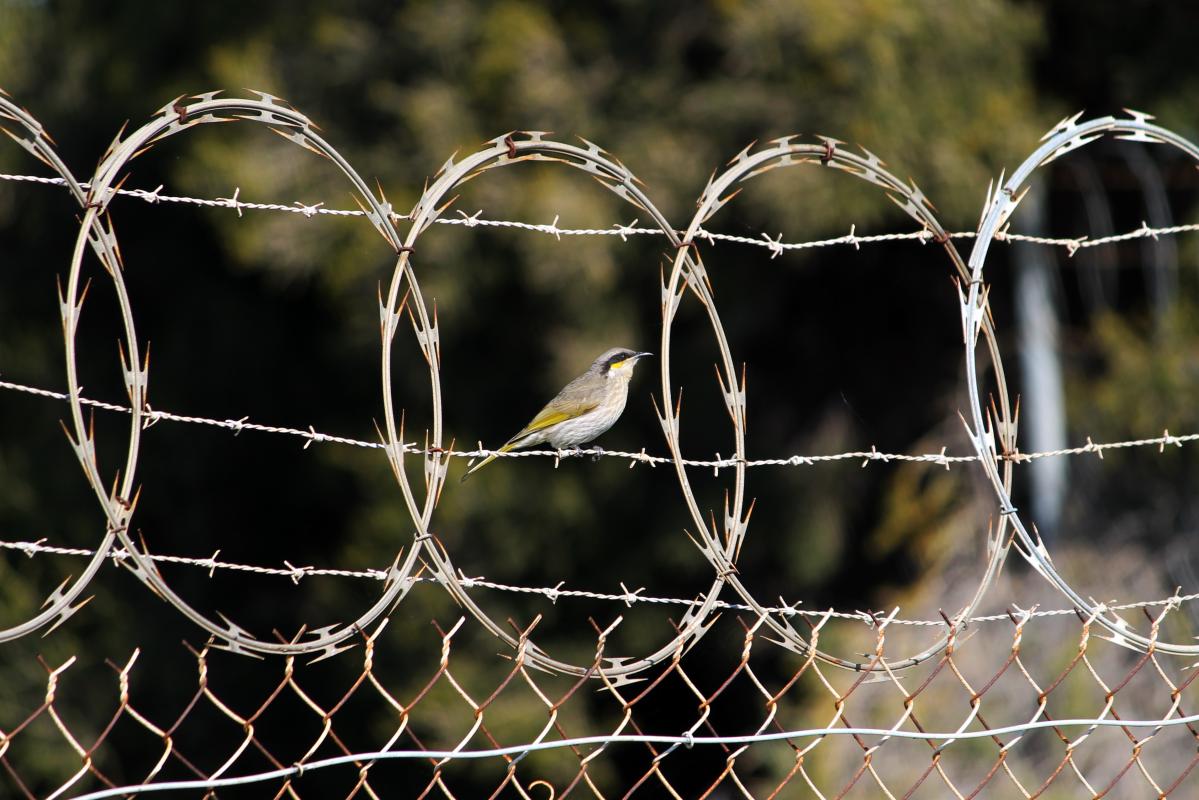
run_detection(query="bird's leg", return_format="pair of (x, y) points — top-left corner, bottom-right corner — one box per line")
(590, 446), (604, 462)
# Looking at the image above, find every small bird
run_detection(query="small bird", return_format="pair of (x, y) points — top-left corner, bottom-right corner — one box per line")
(461, 347), (652, 481)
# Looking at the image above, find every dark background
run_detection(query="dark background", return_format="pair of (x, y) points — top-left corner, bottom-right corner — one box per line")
(3, 1), (1199, 795)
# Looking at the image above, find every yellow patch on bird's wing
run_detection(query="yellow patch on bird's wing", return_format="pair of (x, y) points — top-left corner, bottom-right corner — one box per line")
(520, 402), (598, 435)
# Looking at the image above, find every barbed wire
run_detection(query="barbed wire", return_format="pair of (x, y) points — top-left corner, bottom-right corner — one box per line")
(959, 108), (1199, 663)
(8, 84), (1199, 800)
(3, 377), (1195, 470)
(4, 90), (1199, 678)
(2, 171), (1196, 257)
(4, 537), (1196, 629)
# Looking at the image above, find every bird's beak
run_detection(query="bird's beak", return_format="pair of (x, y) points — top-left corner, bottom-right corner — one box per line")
(635, 352), (653, 360)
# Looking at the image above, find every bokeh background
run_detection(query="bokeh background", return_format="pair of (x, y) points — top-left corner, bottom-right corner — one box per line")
(3, 1), (1199, 796)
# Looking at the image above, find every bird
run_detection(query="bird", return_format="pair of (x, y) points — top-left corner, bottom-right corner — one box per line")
(461, 347), (653, 482)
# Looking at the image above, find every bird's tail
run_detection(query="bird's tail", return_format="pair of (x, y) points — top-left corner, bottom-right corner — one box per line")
(460, 442), (515, 482)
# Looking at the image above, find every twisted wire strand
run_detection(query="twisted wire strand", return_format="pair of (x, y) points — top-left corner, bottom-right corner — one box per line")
(3, 171), (1194, 257)
(3, 537), (1196, 628)
(5, 378), (1193, 468)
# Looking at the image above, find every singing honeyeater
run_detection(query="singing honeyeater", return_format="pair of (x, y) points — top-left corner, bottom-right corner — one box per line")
(461, 347), (653, 481)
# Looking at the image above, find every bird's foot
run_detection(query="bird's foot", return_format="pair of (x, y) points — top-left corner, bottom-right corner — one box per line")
(558, 446), (603, 461)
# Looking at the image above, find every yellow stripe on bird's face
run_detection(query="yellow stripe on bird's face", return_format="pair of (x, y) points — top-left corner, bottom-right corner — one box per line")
(606, 351), (651, 376)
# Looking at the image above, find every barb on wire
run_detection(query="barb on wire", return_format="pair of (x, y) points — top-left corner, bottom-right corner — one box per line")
(3, 171), (1196, 257)
(4, 376), (1197, 470)
(5, 537), (1198, 629)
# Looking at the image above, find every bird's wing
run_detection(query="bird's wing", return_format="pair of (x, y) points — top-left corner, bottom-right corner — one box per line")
(464, 393), (598, 482)
(507, 396), (599, 444)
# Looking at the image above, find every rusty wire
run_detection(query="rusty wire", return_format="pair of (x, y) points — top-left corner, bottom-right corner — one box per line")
(4, 600), (1199, 799)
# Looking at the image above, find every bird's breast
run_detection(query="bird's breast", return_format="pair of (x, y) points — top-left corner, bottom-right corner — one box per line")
(545, 390), (628, 449)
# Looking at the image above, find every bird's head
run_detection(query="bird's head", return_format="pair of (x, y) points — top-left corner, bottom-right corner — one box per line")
(593, 347), (653, 380)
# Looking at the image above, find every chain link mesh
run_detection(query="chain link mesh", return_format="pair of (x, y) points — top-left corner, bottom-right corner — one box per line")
(4, 593), (1199, 799)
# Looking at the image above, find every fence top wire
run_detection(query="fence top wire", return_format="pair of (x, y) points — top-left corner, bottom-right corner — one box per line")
(3, 536), (1196, 628)
(2, 171), (1196, 258)
(60, 711), (1199, 800)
